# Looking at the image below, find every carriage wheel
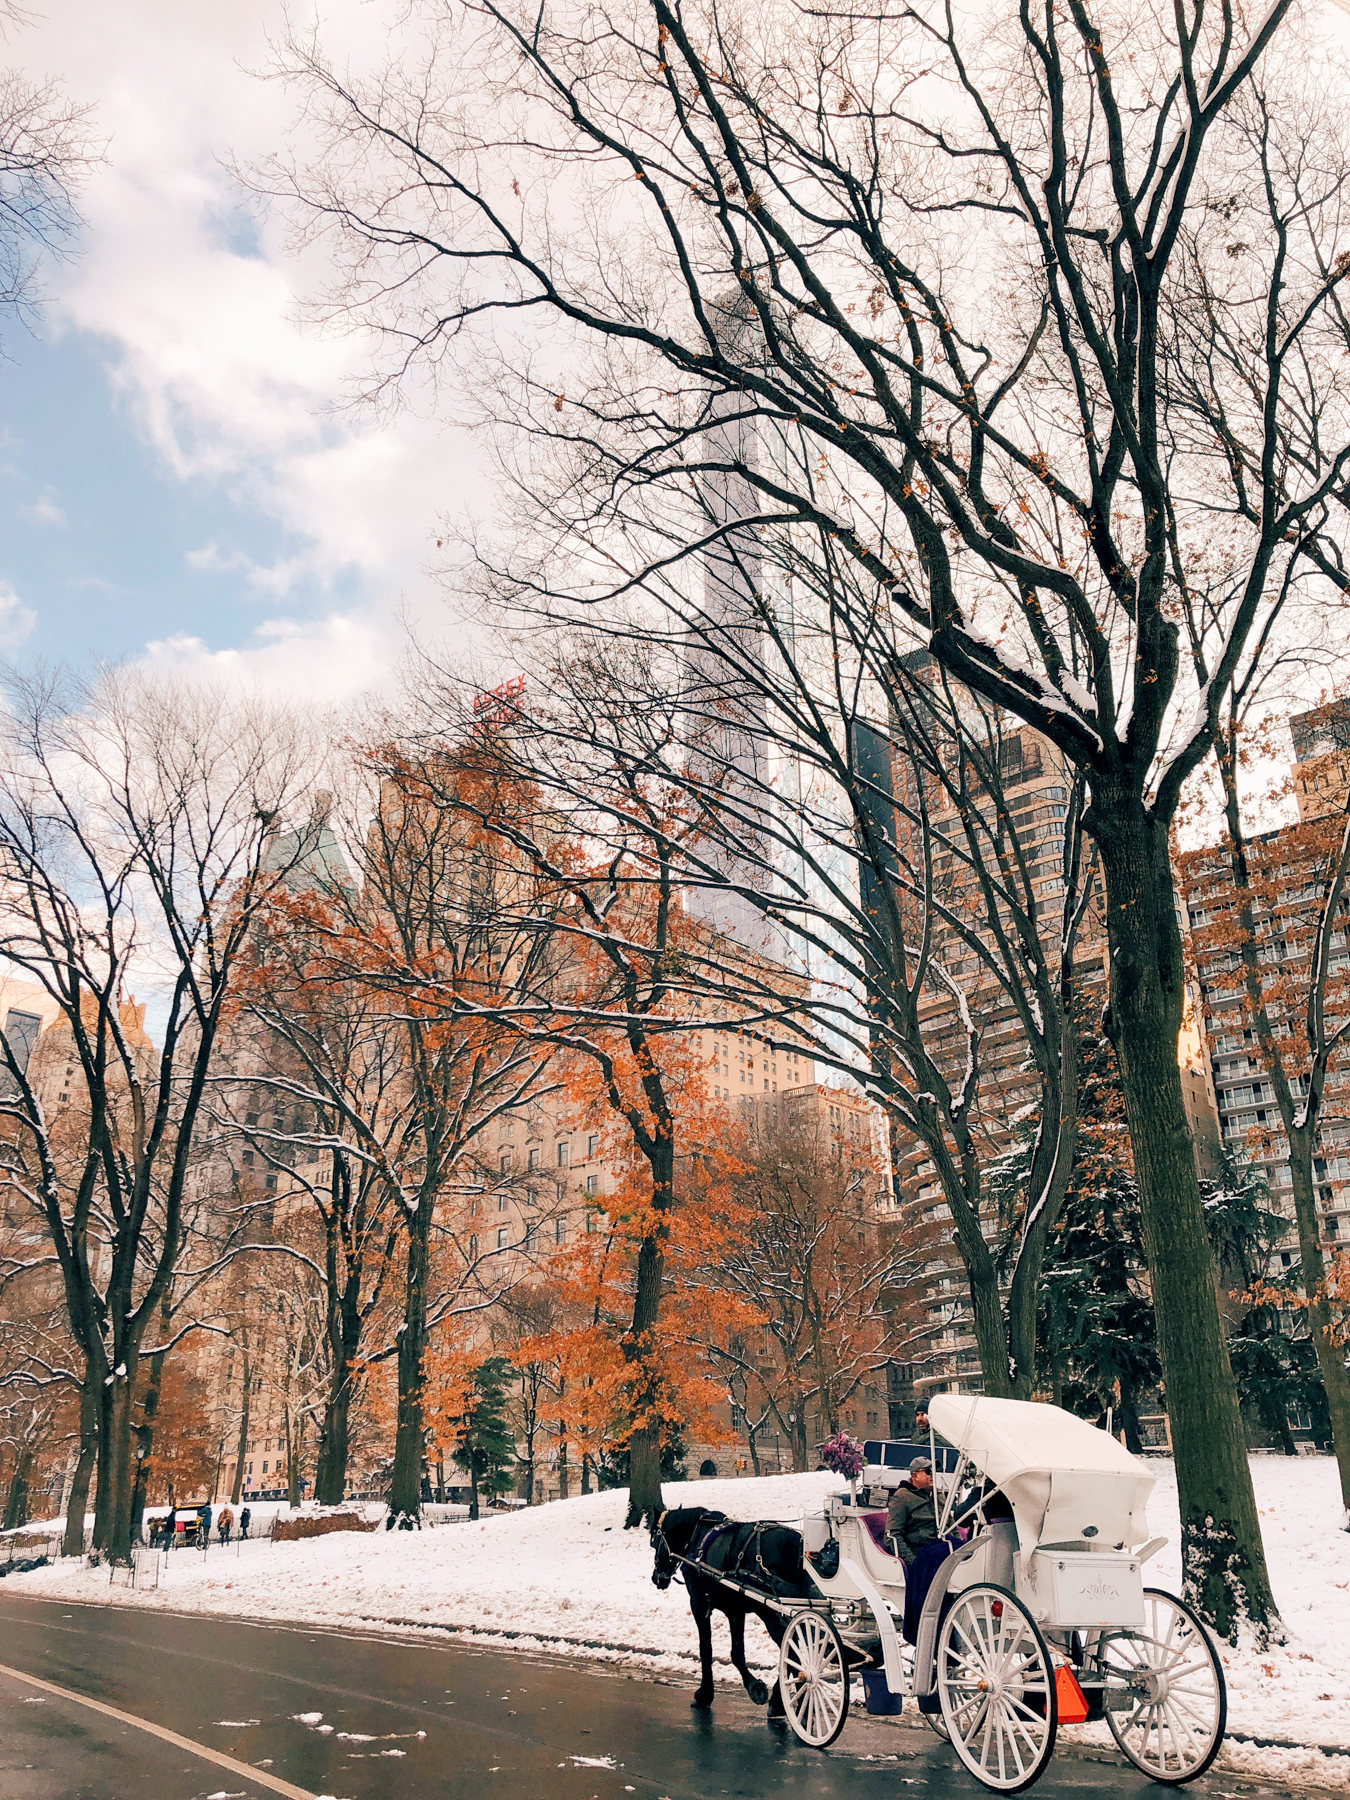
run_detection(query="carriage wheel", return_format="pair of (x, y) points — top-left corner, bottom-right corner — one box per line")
(936, 1583), (1057, 1793)
(777, 1611), (850, 1749)
(1102, 1588), (1226, 1784)
(920, 1706), (951, 1742)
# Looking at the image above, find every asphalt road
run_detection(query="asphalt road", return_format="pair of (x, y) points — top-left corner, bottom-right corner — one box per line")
(0, 1595), (1305, 1800)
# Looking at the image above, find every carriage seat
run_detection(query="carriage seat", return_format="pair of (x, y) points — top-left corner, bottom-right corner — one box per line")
(862, 1510), (893, 1555)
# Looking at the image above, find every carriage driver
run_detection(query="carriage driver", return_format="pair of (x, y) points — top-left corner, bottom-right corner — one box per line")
(886, 1456), (939, 1566)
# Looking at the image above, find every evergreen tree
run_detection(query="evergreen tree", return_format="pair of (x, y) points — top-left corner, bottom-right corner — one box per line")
(453, 1357), (518, 1520)
(1203, 1156), (1327, 1454)
(1032, 1020), (1160, 1451)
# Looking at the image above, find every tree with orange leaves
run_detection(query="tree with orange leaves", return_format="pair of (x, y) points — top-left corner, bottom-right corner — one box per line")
(358, 709), (771, 1525)
(133, 1358), (215, 1510)
(231, 770), (561, 1520)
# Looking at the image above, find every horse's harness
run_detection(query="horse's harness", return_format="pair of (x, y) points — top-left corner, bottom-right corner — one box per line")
(654, 1508), (789, 1596)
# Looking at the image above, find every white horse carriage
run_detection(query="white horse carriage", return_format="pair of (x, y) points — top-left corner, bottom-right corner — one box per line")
(700, 1395), (1227, 1792)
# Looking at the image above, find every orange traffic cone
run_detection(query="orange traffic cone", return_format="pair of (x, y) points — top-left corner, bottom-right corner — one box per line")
(1054, 1664), (1090, 1724)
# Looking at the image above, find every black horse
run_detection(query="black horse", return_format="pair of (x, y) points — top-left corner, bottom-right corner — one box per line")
(650, 1506), (808, 1715)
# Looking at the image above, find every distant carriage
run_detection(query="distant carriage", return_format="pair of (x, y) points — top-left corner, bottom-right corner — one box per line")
(654, 1394), (1225, 1793)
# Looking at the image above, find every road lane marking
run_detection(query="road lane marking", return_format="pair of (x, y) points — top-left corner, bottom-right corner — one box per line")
(0, 1660), (322, 1800)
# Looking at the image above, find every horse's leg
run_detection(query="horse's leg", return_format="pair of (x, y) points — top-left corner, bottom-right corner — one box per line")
(764, 1612), (787, 1718)
(728, 1605), (770, 1706)
(689, 1584), (716, 1710)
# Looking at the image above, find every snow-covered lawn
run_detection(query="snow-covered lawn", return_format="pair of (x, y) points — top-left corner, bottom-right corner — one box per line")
(6, 1458), (1349, 1785)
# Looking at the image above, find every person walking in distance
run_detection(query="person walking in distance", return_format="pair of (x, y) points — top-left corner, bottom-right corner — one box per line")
(239, 1505), (251, 1540)
(218, 1504), (234, 1546)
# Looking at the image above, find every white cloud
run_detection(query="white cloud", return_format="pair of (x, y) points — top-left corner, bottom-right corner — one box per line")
(0, 580), (38, 649)
(142, 613), (394, 704)
(15, 0), (485, 695)
(22, 492), (66, 526)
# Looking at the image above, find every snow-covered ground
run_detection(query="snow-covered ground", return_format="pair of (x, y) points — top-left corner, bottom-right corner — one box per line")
(6, 1458), (1349, 1788)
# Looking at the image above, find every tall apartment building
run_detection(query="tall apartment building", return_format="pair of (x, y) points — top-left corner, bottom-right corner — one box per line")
(1181, 703), (1350, 1268)
(858, 701), (1220, 1406)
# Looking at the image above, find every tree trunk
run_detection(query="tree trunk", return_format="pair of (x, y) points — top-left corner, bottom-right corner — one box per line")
(1119, 1387), (1144, 1456)
(315, 1370), (353, 1504)
(1096, 802), (1278, 1639)
(1286, 1140), (1350, 1512)
(580, 1452), (592, 1496)
(63, 1381), (98, 1557)
(3, 1448), (33, 1530)
(92, 1371), (140, 1563)
(287, 1408), (303, 1507)
(621, 1132), (673, 1530)
(130, 1311), (171, 1545)
(960, 1246), (1017, 1400)
(230, 1353), (252, 1507)
(389, 1213), (430, 1521)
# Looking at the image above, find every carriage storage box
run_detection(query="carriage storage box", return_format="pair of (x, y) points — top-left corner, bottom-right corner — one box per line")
(1022, 1548), (1144, 1628)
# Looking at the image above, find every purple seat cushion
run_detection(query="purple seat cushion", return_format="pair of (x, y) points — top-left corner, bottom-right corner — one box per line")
(863, 1510), (892, 1553)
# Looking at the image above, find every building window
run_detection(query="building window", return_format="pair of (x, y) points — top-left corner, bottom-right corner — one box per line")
(557, 1142), (569, 1167)
(555, 1217), (567, 1245)
(469, 1234), (478, 1260)
(586, 1211), (596, 1234)
(587, 1134), (599, 1159)
(500, 1151), (512, 1173)
(586, 1174), (598, 1195)
(528, 1147), (539, 1170)
(497, 1227), (509, 1249)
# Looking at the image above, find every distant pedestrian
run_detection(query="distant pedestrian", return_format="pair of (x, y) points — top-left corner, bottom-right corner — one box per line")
(239, 1506), (251, 1540)
(218, 1505), (234, 1545)
(198, 1502), (213, 1547)
(164, 1505), (177, 1548)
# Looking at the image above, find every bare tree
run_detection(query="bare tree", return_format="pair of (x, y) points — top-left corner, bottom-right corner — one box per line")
(0, 670), (316, 1561)
(403, 622), (1098, 1406)
(0, 2), (99, 339)
(698, 1104), (938, 1470)
(254, 0), (1350, 1630)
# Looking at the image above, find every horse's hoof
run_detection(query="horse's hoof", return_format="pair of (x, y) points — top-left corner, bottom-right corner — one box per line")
(691, 1693), (714, 1711)
(748, 1679), (769, 1706)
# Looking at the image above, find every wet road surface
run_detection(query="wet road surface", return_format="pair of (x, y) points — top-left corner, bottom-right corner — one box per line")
(0, 1594), (1306, 1800)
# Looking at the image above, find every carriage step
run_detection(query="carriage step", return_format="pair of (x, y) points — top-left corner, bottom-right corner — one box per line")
(916, 1691), (943, 1715)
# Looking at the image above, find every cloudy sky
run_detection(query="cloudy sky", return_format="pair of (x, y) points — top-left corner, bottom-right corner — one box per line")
(3, 0), (485, 701)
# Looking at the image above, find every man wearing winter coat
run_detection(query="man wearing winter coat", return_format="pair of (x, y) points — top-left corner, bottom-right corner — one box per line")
(886, 1458), (938, 1566)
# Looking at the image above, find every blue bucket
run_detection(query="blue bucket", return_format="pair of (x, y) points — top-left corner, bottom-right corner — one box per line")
(862, 1670), (904, 1716)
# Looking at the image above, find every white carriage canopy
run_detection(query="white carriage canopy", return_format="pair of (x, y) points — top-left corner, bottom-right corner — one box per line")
(928, 1395), (1156, 1557)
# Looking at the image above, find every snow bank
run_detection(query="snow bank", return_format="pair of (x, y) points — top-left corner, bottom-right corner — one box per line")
(9, 1459), (1350, 1785)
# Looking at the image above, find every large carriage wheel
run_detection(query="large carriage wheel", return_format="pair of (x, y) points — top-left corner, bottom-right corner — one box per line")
(777, 1610), (850, 1749)
(1102, 1588), (1226, 1784)
(936, 1583), (1057, 1793)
